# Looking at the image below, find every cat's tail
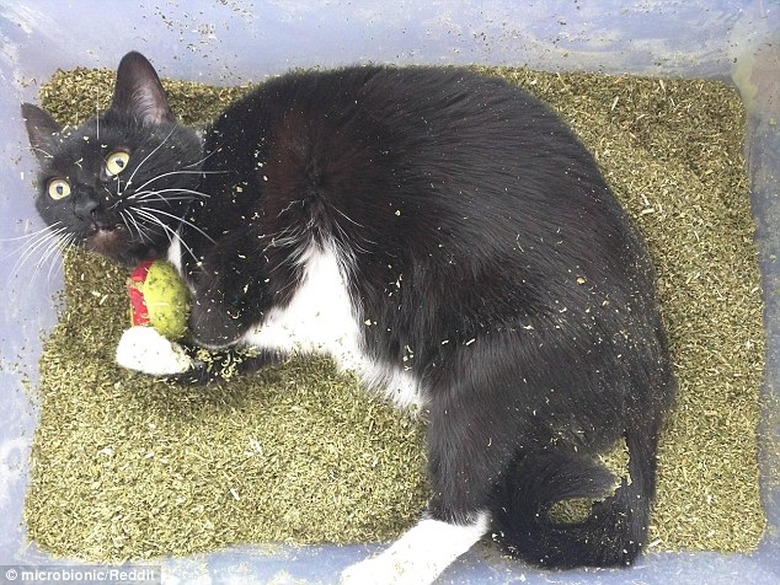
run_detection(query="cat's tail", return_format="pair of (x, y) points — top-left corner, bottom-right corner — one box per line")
(492, 424), (659, 569)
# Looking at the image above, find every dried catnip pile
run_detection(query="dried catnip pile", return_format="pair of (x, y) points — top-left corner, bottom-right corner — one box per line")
(25, 65), (766, 562)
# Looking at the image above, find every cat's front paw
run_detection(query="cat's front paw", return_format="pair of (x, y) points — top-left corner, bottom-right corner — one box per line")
(116, 326), (193, 376)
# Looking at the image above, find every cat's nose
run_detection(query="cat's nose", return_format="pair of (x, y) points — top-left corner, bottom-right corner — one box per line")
(73, 196), (100, 222)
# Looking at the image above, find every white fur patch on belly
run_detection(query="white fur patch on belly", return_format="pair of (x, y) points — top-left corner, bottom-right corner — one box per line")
(241, 242), (424, 411)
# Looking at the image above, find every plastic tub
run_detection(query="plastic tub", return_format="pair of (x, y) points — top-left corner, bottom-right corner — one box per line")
(1, 1), (777, 583)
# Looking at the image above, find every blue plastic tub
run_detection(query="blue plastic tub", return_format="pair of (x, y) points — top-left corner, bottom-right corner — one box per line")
(1, 1), (778, 583)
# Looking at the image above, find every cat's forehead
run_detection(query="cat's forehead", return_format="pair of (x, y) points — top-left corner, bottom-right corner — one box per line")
(43, 115), (140, 164)
(73, 114), (137, 148)
(34, 106), (202, 180)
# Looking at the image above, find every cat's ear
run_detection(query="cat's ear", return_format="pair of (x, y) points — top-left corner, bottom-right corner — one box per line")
(21, 103), (62, 161)
(111, 51), (174, 126)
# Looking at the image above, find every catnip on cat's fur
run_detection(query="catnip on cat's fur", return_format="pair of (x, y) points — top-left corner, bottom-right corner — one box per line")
(23, 52), (676, 584)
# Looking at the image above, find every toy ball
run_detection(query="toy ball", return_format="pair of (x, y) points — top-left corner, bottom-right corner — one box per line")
(128, 259), (190, 340)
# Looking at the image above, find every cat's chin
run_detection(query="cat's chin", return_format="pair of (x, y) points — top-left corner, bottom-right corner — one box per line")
(86, 225), (125, 255)
(85, 225), (157, 266)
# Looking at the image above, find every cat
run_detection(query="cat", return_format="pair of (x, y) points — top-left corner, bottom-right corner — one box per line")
(23, 51), (676, 584)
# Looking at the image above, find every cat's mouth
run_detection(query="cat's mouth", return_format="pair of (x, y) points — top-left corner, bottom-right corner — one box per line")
(84, 223), (162, 266)
(85, 223), (126, 255)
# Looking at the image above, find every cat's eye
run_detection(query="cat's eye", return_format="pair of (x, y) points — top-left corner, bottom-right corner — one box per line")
(47, 178), (71, 201)
(105, 150), (131, 177)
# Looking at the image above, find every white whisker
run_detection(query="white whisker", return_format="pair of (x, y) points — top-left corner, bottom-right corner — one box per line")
(124, 127), (177, 189)
(136, 206), (216, 244)
(0, 223), (60, 244)
(135, 208), (200, 265)
(129, 212), (150, 243)
(117, 209), (131, 234)
(6, 223), (70, 284)
(40, 232), (74, 284)
(11, 224), (66, 266)
(119, 209), (146, 244)
(128, 169), (226, 196)
(129, 187), (212, 204)
(133, 195), (201, 205)
(104, 187), (123, 212)
(182, 142), (227, 170)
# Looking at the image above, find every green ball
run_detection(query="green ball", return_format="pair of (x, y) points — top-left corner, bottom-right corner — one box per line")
(128, 260), (190, 340)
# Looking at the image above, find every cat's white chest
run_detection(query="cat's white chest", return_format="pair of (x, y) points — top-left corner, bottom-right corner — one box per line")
(242, 244), (363, 367)
(241, 243), (423, 410)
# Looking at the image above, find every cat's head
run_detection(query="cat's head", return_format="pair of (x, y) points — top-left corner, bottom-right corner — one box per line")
(22, 51), (203, 266)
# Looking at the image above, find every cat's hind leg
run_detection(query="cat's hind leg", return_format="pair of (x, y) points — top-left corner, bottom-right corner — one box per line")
(340, 356), (512, 585)
(339, 513), (490, 585)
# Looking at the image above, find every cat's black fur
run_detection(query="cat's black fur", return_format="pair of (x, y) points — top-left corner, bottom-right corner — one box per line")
(23, 52), (676, 571)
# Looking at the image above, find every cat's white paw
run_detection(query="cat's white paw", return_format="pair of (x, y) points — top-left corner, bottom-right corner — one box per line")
(116, 325), (192, 376)
(340, 555), (412, 585)
(340, 515), (489, 585)
(340, 552), (441, 585)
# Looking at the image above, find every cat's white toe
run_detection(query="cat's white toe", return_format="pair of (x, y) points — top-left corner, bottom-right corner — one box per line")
(116, 325), (192, 376)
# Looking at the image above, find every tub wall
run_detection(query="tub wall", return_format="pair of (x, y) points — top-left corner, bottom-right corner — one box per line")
(1, 1), (778, 583)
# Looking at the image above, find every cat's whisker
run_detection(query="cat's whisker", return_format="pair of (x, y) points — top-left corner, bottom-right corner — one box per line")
(104, 187), (124, 212)
(124, 127), (177, 189)
(134, 208), (201, 265)
(129, 187), (211, 205)
(127, 190), (168, 203)
(130, 212), (152, 244)
(182, 141), (229, 170)
(119, 209), (149, 245)
(9, 223), (69, 284)
(128, 169), (226, 196)
(128, 196), (197, 213)
(136, 206), (216, 244)
(0, 222), (60, 244)
(7, 223), (66, 264)
(117, 209), (132, 236)
(39, 232), (74, 285)
(26, 236), (59, 284)
(135, 194), (200, 204)
(28, 233), (70, 281)
(147, 187), (212, 199)
(124, 192), (177, 213)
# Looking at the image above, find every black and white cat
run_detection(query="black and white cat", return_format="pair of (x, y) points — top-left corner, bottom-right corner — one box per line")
(23, 51), (676, 584)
